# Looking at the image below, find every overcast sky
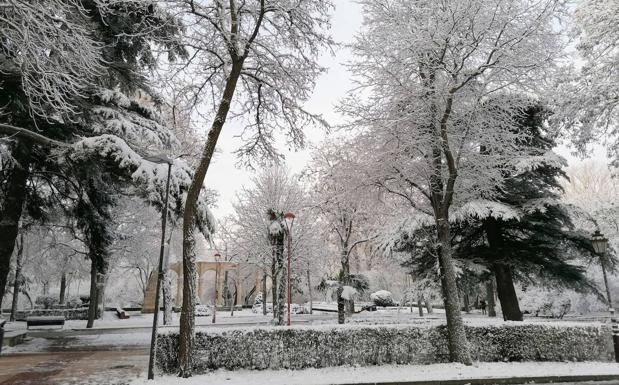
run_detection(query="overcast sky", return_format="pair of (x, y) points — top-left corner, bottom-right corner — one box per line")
(205, 0), (609, 220)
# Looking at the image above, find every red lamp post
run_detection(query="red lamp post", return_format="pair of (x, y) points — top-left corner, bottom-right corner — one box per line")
(283, 212), (296, 326)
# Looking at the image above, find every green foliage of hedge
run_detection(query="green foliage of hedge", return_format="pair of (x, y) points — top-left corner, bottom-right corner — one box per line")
(156, 323), (613, 374)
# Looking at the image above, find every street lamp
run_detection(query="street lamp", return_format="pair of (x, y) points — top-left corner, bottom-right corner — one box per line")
(147, 156), (173, 380)
(213, 252), (221, 324)
(283, 212), (295, 326)
(591, 230), (618, 362)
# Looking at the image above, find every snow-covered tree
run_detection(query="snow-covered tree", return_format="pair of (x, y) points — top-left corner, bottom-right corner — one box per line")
(305, 141), (378, 322)
(169, 1), (334, 374)
(345, 0), (566, 364)
(0, 1), (215, 326)
(227, 165), (321, 324)
(555, 0), (619, 166)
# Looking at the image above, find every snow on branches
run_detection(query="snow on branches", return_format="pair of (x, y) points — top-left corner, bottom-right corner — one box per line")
(554, 0), (619, 166)
(0, 0), (104, 120)
(166, 0), (334, 165)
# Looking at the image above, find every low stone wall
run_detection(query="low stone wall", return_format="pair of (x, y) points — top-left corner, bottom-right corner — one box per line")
(15, 308), (89, 321)
(156, 323), (613, 374)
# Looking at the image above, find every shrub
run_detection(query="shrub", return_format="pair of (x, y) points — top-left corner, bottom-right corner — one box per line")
(35, 295), (59, 309)
(65, 296), (83, 308)
(370, 290), (395, 307)
(156, 323), (613, 374)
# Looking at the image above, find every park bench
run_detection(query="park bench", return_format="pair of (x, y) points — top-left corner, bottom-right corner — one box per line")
(116, 308), (130, 319)
(26, 316), (65, 330)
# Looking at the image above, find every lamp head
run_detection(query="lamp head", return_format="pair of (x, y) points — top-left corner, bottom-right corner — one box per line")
(592, 230), (609, 254)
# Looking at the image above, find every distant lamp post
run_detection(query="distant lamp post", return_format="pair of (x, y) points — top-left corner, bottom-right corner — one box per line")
(283, 212), (296, 326)
(592, 230), (618, 362)
(212, 252), (221, 324)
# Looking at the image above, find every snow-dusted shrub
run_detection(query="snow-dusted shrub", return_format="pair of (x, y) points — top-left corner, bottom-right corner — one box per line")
(156, 323), (613, 373)
(519, 287), (573, 318)
(65, 296), (83, 309)
(35, 295), (59, 309)
(370, 290), (395, 307)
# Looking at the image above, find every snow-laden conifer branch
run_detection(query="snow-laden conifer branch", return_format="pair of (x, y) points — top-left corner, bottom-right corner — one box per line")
(0, 0), (104, 120)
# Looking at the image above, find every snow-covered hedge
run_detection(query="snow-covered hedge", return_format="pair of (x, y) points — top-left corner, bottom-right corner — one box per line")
(156, 323), (612, 373)
(15, 308), (88, 321)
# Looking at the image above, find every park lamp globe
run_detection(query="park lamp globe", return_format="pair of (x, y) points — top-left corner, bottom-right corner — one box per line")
(283, 212), (296, 231)
(592, 230), (609, 254)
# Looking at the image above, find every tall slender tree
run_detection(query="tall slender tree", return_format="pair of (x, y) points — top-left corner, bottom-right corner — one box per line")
(170, 1), (333, 376)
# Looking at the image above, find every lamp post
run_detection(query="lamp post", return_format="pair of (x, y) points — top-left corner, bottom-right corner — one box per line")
(212, 252), (221, 324)
(592, 230), (618, 362)
(147, 156), (172, 380)
(283, 212), (295, 326)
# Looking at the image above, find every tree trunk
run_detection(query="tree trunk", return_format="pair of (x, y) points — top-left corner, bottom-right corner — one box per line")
(163, 229), (174, 326)
(417, 297), (424, 317)
(86, 259), (98, 328)
(262, 272), (267, 316)
(436, 218), (472, 364)
(337, 286), (345, 324)
(179, 59), (246, 377)
(10, 234), (24, 322)
(163, 270), (173, 325)
(178, 221), (197, 377)
(59, 273), (67, 305)
(0, 144), (30, 310)
(96, 265), (108, 319)
(306, 269), (313, 314)
(463, 289), (470, 314)
(223, 270), (229, 307)
(271, 259), (277, 319)
(486, 280), (497, 317)
(493, 263), (523, 321)
(275, 235), (286, 326)
(484, 218), (522, 321)
(339, 241), (350, 321)
(425, 300), (433, 314)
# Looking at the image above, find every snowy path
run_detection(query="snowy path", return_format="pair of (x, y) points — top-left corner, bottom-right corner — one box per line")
(131, 362), (619, 385)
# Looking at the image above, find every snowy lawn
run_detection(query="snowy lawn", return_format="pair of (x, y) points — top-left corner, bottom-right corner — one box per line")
(133, 362), (619, 385)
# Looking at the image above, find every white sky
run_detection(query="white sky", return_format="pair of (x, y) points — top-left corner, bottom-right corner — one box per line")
(205, 0), (610, 219)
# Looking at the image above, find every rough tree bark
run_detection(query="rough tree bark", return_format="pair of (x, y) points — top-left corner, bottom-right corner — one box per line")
(274, 230), (286, 326)
(436, 218), (472, 364)
(425, 300), (433, 314)
(486, 280), (497, 317)
(484, 218), (522, 321)
(86, 259), (98, 328)
(10, 234), (24, 322)
(493, 263), (523, 321)
(178, 57), (249, 376)
(307, 269), (313, 314)
(0, 144), (30, 309)
(59, 273), (67, 305)
(417, 297), (424, 317)
(262, 272), (267, 316)
(336, 286), (345, 324)
(271, 259), (277, 319)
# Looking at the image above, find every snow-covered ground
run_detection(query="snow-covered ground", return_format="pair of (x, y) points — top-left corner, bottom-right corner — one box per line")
(131, 362), (619, 385)
(3, 306), (606, 334)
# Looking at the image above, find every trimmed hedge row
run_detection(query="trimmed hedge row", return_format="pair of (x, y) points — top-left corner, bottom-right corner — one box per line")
(15, 308), (89, 321)
(156, 323), (613, 374)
